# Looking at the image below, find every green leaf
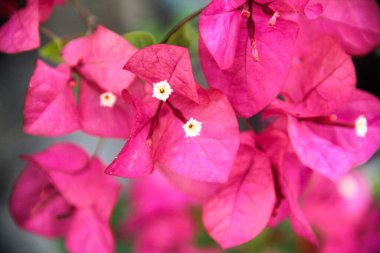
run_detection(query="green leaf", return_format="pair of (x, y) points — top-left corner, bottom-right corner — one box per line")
(39, 40), (63, 63)
(167, 23), (199, 55)
(123, 31), (156, 49)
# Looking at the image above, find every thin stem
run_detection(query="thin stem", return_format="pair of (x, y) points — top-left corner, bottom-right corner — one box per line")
(39, 26), (61, 42)
(160, 7), (205, 44)
(93, 138), (105, 157)
(69, 0), (97, 32)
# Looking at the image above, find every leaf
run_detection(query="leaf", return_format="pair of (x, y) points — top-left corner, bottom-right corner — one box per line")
(167, 23), (199, 55)
(39, 40), (63, 63)
(123, 31), (156, 49)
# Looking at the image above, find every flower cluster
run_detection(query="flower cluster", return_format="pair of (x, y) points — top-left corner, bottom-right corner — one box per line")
(4, 0), (380, 252)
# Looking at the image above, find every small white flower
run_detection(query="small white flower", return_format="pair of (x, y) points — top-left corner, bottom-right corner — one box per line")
(355, 115), (367, 137)
(100, 91), (117, 107)
(183, 118), (202, 138)
(152, 80), (173, 101)
(337, 175), (359, 200)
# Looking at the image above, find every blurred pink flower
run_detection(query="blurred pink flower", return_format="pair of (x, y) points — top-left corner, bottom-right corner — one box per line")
(9, 143), (120, 253)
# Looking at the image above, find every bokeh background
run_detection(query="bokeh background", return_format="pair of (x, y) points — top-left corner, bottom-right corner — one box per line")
(0, 0), (379, 252)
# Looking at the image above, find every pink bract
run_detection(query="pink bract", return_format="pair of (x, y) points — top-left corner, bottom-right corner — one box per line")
(199, 2), (299, 117)
(0, 0), (64, 53)
(62, 25), (137, 95)
(23, 60), (80, 136)
(124, 44), (199, 103)
(107, 44), (239, 183)
(203, 132), (275, 248)
(280, 36), (356, 117)
(9, 143), (120, 253)
(0, 0), (39, 53)
(288, 90), (380, 181)
(256, 127), (316, 243)
(295, 0), (380, 55)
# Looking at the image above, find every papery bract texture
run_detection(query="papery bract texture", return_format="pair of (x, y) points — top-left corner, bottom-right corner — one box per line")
(154, 89), (239, 182)
(203, 133), (275, 248)
(199, 4), (298, 117)
(296, 0), (380, 55)
(9, 163), (71, 237)
(280, 36), (356, 117)
(23, 60), (80, 136)
(125, 172), (218, 253)
(124, 44), (199, 103)
(105, 124), (154, 178)
(66, 209), (114, 253)
(77, 79), (134, 138)
(107, 45), (239, 183)
(0, 0), (39, 53)
(62, 25), (137, 95)
(61, 26), (138, 138)
(10, 143), (120, 253)
(303, 172), (371, 238)
(256, 127), (316, 243)
(288, 90), (380, 181)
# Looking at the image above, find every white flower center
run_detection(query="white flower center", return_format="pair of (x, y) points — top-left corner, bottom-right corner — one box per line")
(355, 115), (367, 137)
(183, 118), (202, 138)
(100, 92), (117, 107)
(337, 175), (359, 200)
(152, 80), (173, 102)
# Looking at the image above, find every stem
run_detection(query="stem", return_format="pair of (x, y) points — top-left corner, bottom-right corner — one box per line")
(160, 7), (205, 44)
(93, 138), (105, 156)
(69, 0), (97, 33)
(39, 26), (61, 46)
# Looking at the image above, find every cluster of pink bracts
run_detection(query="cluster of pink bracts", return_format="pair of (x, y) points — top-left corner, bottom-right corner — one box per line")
(4, 0), (380, 252)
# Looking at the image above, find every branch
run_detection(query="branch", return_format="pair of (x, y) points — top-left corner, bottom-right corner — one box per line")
(69, 0), (97, 32)
(160, 7), (205, 44)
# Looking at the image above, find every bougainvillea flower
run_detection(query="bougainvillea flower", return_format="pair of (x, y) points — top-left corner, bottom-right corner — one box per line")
(266, 37), (380, 180)
(125, 172), (219, 253)
(256, 126), (316, 243)
(302, 171), (371, 241)
(23, 60), (80, 136)
(199, 0), (299, 117)
(202, 132), (275, 248)
(0, 0), (64, 54)
(278, 36), (356, 117)
(294, 0), (380, 55)
(286, 89), (380, 180)
(9, 143), (120, 253)
(60, 25), (137, 138)
(106, 44), (239, 183)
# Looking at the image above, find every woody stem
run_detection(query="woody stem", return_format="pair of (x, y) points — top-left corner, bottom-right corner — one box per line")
(160, 7), (205, 44)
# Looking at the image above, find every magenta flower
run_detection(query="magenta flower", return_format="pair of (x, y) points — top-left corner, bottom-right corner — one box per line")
(302, 171), (372, 252)
(202, 132), (275, 248)
(266, 36), (380, 180)
(24, 26), (138, 138)
(125, 172), (219, 253)
(199, 0), (299, 116)
(106, 44), (240, 183)
(62, 25), (138, 138)
(23, 60), (80, 136)
(294, 0), (380, 55)
(9, 143), (120, 253)
(0, 0), (64, 53)
(256, 124), (316, 243)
